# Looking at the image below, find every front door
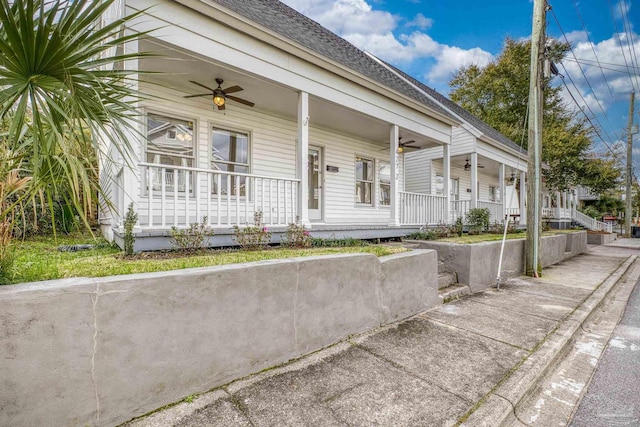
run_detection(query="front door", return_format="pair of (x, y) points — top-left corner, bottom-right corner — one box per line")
(308, 146), (323, 220)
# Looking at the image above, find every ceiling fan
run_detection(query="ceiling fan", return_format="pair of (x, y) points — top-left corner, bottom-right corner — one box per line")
(464, 159), (485, 171)
(184, 78), (255, 110)
(379, 137), (421, 152)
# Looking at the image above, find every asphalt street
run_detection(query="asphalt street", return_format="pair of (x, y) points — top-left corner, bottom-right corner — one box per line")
(571, 275), (640, 427)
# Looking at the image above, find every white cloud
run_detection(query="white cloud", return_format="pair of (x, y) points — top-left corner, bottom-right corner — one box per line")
(406, 13), (433, 30)
(557, 30), (640, 114)
(282, 0), (493, 84)
(428, 45), (494, 81)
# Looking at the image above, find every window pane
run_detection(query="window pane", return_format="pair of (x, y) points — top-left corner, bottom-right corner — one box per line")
(356, 182), (372, 204)
(380, 184), (390, 205)
(147, 114), (194, 159)
(379, 162), (391, 185)
(212, 128), (249, 165)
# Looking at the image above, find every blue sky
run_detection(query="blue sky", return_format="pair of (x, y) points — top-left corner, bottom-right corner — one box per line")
(283, 0), (640, 168)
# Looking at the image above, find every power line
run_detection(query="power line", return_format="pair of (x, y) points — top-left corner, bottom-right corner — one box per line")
(564, 57), (640, 75)
(618, 0), (640, 90)
(570, 0), (615, 98)
(608, 0), (639, 92)
(550, 6), (622, 143)
(556, 62), (622, 161)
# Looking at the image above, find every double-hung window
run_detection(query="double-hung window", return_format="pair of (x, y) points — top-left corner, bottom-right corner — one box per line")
(355, 156), (374, 205)
(379, 161), (391, 206)
(145, 113), (195, 194)
(489, 186), (497, 202)
(211, 127), (250, 196)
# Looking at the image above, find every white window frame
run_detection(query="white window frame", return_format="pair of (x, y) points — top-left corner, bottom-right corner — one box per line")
(144, 111), (197, 196)
(355, 155), (374, 206)
(210, 125), (252, 197)
(378, 160), (391, 207)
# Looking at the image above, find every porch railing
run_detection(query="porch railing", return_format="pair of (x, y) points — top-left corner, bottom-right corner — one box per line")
(139, 163), (299, 228)
(400, 192), (447, 225)
(477, 200), (504, 223)
(543, 207), (571, 219)
(451, 200), (470, 222)
(572, 209), (613, 233)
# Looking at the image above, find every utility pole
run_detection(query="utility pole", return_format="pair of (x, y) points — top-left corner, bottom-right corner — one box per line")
(526, 0), (546, 277)
(625, 91), (635, 237)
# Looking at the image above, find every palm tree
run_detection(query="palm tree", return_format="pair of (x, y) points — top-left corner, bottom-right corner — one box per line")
(0, 0), (151, 233)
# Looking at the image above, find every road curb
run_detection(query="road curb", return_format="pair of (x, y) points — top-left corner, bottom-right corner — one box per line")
(461, 255), (638, 426)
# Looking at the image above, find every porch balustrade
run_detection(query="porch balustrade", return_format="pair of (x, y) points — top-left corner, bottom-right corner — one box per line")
(399, 192), (447, 225)
(477, 200), (504, 223)
(543, 207), (571, 219)
(450, 200), (470, 222)
(139, 163), (299, 228)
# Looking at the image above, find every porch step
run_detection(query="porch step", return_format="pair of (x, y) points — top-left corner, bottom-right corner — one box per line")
(438, 272), (458, 289)
(438, 284), (471, 303)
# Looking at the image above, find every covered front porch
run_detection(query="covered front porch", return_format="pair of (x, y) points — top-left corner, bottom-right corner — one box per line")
(105, 29), (456, 244)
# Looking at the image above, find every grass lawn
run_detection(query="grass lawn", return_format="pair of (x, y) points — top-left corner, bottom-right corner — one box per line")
(5, 233), (405, 285)
(423, 230), (582, 244)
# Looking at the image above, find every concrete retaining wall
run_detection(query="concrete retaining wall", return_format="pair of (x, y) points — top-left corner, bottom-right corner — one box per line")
(586, 232), (617, 245)
(415, 232), (587, 292)
(0, 250), (438, 427)
(564, 230), (588, 259)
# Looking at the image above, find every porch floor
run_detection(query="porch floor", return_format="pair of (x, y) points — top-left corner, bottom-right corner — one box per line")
(113, 224), (423, 252)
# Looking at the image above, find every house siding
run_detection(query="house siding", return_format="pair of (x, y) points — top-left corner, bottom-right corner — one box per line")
(133, 84), (396, 226)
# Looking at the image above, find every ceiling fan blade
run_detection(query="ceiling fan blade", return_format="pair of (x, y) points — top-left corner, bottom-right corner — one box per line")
(190, 80), (216, 92)
(184, 93), (211, 98)
(223, 85), (243, 94)
(402, 140), (416, 145)
(404, 144), (420, 149)
(478, 165), (486, 168)
(227, 95), (255, 107)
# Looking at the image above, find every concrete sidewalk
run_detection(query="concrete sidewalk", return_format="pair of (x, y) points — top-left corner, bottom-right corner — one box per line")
(124, 246), (639, 427)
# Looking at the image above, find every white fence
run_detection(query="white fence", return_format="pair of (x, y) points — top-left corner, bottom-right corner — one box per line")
(572, 209), (613, 233)
(400, 192), (447, 225)
(477, 200), (504, 223)
(139, 163), (300, 228)
(451, 200), (470, 222)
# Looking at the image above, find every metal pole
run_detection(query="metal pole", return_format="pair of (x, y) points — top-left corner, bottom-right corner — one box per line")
(625, 91), (635, 237)
(526, 0), (545, 277)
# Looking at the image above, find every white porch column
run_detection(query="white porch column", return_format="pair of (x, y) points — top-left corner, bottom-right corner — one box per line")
(519, 171), (527, 225)
(389, 124), (400, 226)
(443, 144), (451, 223)
(297, 91), (310, 226)
(555, 191), (561, 219)
(471, 152), (478, 209)
(498, 163), (505, 222)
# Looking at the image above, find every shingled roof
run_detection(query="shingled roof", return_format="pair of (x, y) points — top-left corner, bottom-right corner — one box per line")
(211, 0), (458, 123)
(376, 58), (527, 155)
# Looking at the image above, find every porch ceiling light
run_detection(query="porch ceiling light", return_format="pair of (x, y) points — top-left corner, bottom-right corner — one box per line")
(213, 93), (226, 107)
(396, 146), (404, 154)
(464, 160), (471, 171)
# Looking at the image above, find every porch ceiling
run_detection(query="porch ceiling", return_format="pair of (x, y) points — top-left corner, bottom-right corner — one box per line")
(450, 155), (523, 178)
(139, 38), (442, 149)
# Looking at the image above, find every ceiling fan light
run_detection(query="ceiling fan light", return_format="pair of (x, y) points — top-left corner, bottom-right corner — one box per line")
(464, 160), (471, 171)
(397, 146), (404, 154)
(213, 94), (225, 107)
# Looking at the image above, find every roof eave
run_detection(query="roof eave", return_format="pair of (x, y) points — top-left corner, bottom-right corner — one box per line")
(173, 0), (459, 126)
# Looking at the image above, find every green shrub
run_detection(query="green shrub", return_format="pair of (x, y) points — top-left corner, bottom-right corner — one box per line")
(454, 216), (464, 237)
(282, 219), (312, 248)
(405, 230), (435, 240)
(123, 203), (137, 256)
(233, 211), (272, 251)
(170, 217), (215, 252)
(467, 208), (490, 233)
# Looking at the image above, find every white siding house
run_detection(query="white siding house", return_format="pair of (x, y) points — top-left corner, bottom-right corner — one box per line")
(368, 55), (530, 225)
(99, 0), (468, 249)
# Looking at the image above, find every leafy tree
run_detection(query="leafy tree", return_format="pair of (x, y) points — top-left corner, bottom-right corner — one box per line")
(0, 0), (150, 233)
(449, 38), (621, 193)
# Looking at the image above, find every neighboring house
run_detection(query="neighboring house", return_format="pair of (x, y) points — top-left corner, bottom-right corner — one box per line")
(98, 0), (533, 250)
(368, 56), (529, 225)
